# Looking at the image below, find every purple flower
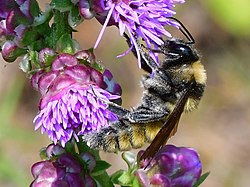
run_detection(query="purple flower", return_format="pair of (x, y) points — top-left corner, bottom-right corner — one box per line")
(30, 144), (96, 187)
(136, 145), (202, 187)
(32, 53), (121, 147)
(0, 0), (36, 37)
(89, 0), (185, 66)
(0, 0), (39, 61)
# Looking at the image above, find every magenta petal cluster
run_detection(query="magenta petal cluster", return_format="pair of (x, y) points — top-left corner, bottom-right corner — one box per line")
(0, 0), (35, 38)
(91, 0), (185, 65)
(136, 145), (202, 187)
(0, 0), (38, 61)
(31, 154), (96, 187)
(32, 53), (120, 147)
(31, 144), (97, 187)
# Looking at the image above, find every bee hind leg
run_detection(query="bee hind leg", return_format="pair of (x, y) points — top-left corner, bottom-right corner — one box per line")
(124, 109), (168, 123)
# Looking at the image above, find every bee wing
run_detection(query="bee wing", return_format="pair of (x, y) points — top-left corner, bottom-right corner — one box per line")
(140, 87), (191, 160)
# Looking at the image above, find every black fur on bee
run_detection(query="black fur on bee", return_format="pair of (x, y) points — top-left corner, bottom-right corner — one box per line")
(82, 18), (207, 159)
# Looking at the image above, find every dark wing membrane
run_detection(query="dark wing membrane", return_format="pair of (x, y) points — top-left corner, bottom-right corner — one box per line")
(140, 85), (192, 160)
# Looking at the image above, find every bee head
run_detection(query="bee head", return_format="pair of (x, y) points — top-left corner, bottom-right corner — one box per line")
(159, 39), (199, 67)
(156, 39), (206, 87)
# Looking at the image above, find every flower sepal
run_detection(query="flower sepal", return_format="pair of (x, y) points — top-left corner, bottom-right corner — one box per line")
(193, 171), (210, 187)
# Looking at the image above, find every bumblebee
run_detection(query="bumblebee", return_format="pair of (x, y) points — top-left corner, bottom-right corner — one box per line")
(83, 19), (207, 159)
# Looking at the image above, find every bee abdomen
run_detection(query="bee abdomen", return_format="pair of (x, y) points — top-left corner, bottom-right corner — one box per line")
(83, 120), (164, 152)
(144, 121), (163, 142)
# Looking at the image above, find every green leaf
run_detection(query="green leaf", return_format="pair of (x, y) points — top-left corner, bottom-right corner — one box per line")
(132, 177), (142, 187)
(51, 0), (73, 12)
(111, 170), (132, 186)
(92, 160), (111, 176)
(193, 172), (210, 187)
(47, 10), (74, 49)
(111, 170), (125, 185)
(56, 34), (77, 54)
(93, 172), (114, 187)
(77, 141), (101, 159)
(65, 141), (76, 153)
(22, 22), (50, 51)
(68, 5), (83, 28)
(43, 54), (56, 67)
(28, 0), (40, 18)
(33, 6), (53, 26)
(22, 29), (41, 49)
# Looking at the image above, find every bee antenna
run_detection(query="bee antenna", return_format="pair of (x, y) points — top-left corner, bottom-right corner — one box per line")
(169, 17), (195, 44)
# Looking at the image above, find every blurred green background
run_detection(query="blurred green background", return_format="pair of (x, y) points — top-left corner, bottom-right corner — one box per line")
(1, 0), (250, 186)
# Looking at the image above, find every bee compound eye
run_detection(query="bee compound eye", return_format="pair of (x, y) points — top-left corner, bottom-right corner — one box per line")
(173, 44), (192, 57)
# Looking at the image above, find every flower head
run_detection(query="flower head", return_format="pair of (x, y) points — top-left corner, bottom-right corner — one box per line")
(32, 53), (121, 147)
(136, 145), (202, 187)
(90, 0), (185, 66)
(31, 144), (96, 187)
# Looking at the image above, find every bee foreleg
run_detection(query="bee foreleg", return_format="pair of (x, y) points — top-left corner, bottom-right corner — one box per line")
(90, 85), (131, 117)
(123, 33), (157, 73)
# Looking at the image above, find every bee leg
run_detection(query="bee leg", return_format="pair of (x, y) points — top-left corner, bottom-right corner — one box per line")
(96, 93), (167, 123)
(123, 33), (157, 73)
(89, 84), (130, 117)
(97, 96), (131, 117)
(107, 101), (131, 117)
(124, 109), (168, 123)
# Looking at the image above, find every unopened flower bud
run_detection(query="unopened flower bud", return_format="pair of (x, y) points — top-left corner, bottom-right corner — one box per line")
(79, 0), (95, 19)
(136, 145), (202, 187)
(1, 40), (26, 62)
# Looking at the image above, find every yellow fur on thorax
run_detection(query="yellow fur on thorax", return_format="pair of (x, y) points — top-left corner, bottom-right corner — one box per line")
(191, 61), (207, 85)
(184, 60), (207, 112)
(185, 98), (199, 112)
